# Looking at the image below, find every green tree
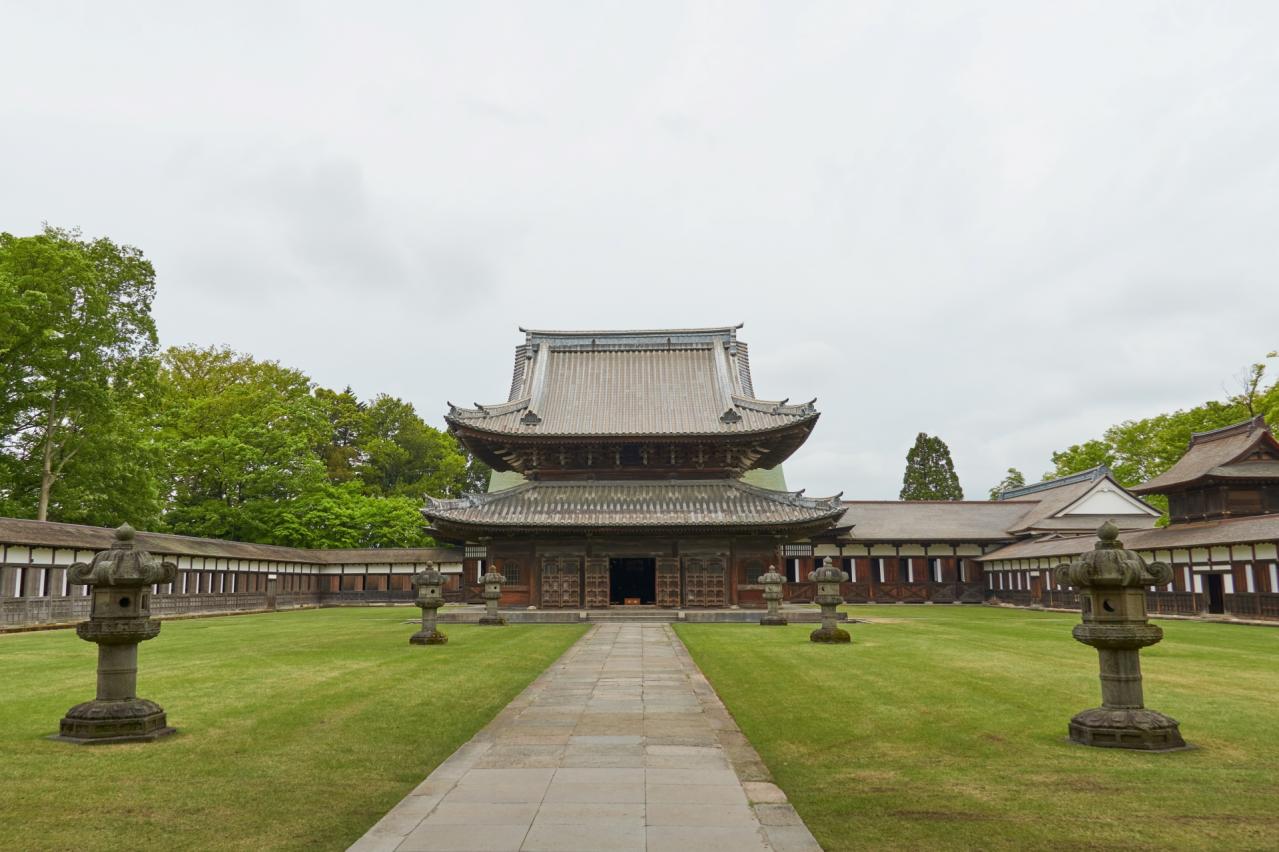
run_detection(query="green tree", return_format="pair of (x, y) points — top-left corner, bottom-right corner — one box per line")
(157, 345), (330, 543)
(0, 227), (160, 522)
(357, 394), (470, 499)
(899, 433), (964, 500)
(988, 467), (1026, 500)
(314, 386), (366, 484)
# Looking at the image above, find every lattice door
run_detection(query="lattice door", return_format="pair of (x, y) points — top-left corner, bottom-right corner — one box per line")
(585, 558), (609, 608)
(684, 557), (727, 607)
(656, 558), (681, 608)
(560, 557), (581, 607)
(541, 559), (566, 608)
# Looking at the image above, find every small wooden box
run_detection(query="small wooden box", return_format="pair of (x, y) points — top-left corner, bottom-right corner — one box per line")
(624, 597), (641, 606)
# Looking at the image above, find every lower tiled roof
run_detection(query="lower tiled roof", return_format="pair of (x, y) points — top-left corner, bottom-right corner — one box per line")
(979, 513), (1279, 562)
(423, 480), (845, 529)
(0, 517), (459, 565)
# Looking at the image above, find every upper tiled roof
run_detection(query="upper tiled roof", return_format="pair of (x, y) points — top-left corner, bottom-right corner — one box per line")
(0, 517), (460, 565)
(1133, 416), (1279, 494)
(447, 326), (818, 438)
(423, 479), (845, 531)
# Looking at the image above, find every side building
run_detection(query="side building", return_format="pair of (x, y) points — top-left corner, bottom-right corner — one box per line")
(981, 416), (1279, 619)
(0, 517), (462, 629)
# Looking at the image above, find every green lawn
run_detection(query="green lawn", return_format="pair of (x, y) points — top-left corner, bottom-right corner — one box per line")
(0, 608), (586, 851)
(675, 606), (1279, 851)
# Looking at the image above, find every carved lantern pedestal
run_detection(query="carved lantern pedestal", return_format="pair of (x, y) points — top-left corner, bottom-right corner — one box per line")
(1055, 522), (1186, 751)
(809, 557), (850, 643)
(759, 566), (787, 626)
(410, 563), (447, 645)
(478, 568), (507, 626)
(52, 524), (177, 745)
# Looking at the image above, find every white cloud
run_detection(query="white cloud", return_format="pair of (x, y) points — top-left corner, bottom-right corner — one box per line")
(3, 1), (1278, 499)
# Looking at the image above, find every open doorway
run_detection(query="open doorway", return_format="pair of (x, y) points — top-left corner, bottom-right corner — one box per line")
(609, 558), (656, 605)
(1205, 573), (1225, 614)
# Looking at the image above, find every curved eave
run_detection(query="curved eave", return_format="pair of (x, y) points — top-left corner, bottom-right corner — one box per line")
(447, 414), (819, 474)
(422, 516), (845, 541)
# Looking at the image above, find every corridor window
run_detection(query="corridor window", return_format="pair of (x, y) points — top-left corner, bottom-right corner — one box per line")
(841, 557), (856, 583)
(929, 558), (943, 583)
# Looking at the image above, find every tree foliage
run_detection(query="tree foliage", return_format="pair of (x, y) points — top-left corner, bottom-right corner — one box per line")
(155, 345), (481, 548)
(1047, 353), (1279, 519)
(0, 224), (483, 547)
(0, 227), (160, 523)
(988, 467), (1026, 500)
(899, 432), (964, 500)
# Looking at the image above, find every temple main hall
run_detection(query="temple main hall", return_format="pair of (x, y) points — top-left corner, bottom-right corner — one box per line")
(424, 326), (846, 608)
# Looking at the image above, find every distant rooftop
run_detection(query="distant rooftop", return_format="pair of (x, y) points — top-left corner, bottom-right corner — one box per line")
(997, 465), (1110, 500)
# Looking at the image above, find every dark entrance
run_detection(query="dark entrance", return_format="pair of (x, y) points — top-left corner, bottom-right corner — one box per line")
(1205, 573), (1225, 614)
(609, 558), (656, 605)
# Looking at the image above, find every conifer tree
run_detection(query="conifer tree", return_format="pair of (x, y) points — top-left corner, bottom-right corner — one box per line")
(899, 432), (964, 500)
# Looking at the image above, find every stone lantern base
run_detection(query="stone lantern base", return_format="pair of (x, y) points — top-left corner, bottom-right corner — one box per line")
(759, 614), (788, 626)
(1068, 707), (1186, 751)
(409, 629), (448, 645)
(477, 614), (507, 626)
(52, 698), (176, 745)
(809, 626), (851, 643)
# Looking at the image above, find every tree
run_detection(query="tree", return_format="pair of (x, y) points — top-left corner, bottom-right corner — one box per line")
(357, 394), (468, 499)
(156, 345), (330, 543)
(315, 386), (366, 484)
(899, 433), (964, 500)
(0, 227), (160, 522)
(988, 468), (1026, 500)
(1046, 353), (1279, 521)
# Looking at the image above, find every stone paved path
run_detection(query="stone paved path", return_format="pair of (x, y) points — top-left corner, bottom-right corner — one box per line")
(350, 623), (821, 852)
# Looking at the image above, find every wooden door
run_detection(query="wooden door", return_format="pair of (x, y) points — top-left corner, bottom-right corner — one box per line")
(656, 557), (681, 608)
(685, 557), (727, 607)
(541, 559), (565, 608)
(585, 558), (609, 608)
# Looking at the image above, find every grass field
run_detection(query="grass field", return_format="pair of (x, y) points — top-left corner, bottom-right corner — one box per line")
(0, 608), (586, 851)
(675, 605), (1279, 851)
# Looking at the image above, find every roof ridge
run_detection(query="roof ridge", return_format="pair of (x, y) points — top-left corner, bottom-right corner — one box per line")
(1189, 415), (1269, 445)
(997, 465), (1109, 500)
(520, 325), (743, 337)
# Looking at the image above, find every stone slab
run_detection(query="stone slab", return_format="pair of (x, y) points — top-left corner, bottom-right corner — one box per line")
(348, 623), (822, 851)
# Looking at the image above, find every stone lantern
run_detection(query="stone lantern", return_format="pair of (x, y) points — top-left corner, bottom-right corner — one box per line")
(410, 562), (447, 645)
(759, 565), (787, 626)
(478, 566), (506, 626)
(808, 556), (850, 643)
(54, 524), (177, 744)
(1054, 521), (1185, 750)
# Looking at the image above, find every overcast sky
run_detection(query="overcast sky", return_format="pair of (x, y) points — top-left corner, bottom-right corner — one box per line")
(4, 2), (1278, 499)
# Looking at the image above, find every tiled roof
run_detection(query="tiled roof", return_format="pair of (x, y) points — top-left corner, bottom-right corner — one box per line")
(447, 326), (817, 437)
(979, 512), (1279, 562)
(836, 501), (1030, 542)
(0, 517), (460, 565)
(423, 480), (845, 530)
(1133, 416), (1279, 494)
(997, 465), (1109, 500)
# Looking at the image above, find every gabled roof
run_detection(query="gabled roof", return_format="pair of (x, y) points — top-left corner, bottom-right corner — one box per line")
(446, 326), (818, 439)
(1133, 416), (1279, 494)
(423, 479), (845, 533)
(1000, 468), (1158, 534)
